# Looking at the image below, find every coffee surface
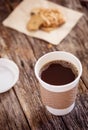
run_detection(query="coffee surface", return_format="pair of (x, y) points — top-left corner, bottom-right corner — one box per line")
(40, 60), (78, 85)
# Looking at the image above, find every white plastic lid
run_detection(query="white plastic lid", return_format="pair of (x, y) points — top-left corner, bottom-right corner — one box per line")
(0, 58), (19, 93)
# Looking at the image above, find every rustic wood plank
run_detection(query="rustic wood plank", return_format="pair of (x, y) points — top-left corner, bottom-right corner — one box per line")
(0, 0), (11, 22)
(62, 93), (88, 130)
(0, 90), (31, 130)
(0, 1), (31, 130)
(80, 0), (88, 9)
(5, 0), (22, 10)
(0, 28), (31, 130)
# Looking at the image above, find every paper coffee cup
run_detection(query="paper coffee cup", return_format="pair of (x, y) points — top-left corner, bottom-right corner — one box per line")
(35, 51), (82, 116)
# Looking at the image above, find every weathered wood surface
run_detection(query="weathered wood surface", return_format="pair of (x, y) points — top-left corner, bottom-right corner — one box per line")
(0, 0), (88, 130)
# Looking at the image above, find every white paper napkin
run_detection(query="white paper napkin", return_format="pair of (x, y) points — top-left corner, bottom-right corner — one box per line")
(3, 0), (83, 45)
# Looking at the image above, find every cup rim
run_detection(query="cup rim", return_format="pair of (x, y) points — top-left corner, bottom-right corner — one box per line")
(35, 51), (82, 92)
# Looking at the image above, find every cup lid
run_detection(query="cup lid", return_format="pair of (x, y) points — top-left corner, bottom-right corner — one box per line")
(0, 58), (19, 93)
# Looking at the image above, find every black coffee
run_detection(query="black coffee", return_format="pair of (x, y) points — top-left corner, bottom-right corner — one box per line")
(40, 60), (78, 85)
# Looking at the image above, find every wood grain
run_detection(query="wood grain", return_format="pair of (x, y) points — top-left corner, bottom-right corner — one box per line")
(0, 0), (88, 130)
(0, 90), (31, 130)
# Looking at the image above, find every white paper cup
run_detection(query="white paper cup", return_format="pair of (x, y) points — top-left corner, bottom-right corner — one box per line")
(35, 51), (82, 115)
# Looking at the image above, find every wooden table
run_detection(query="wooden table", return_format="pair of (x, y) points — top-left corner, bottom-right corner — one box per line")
(0, 0), (88, 130)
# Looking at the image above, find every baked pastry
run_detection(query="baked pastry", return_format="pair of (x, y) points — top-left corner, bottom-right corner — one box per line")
(27, 8), (65, 32)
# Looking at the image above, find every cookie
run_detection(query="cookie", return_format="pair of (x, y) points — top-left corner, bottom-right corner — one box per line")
(27, 8), (65, 32)
(41, 27), (56, 32)
(27, 14), (44, 31)
(39, 8), (65, 28)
